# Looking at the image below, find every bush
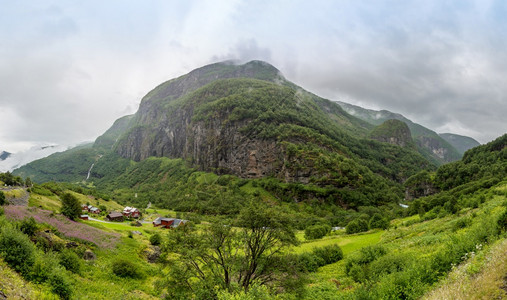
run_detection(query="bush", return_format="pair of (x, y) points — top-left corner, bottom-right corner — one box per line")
(149, 233), (162, 246)
(297, 252), (323, 272)
(369, 213), (390, 230)
(19, 217), (38, 236)
(312, 244), (343, 265)
(497, 210), (507, 232)
(304, 224), (331, 240)
(348, 263), (367, 283)
(49, 272), (73, 300)
(0, 227), (36, 275)
(0, 191), (5, 205)
(29, 251), (59, 283)
(112, 258), (144, 278)
(369, 253), (411, 279)
(357, 245), (387, 264)
(59, 249), (82, 274)
(346, 219), (368, 234)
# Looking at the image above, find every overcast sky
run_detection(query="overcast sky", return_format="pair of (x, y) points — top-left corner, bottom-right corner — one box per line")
(1, 0), (506, 153)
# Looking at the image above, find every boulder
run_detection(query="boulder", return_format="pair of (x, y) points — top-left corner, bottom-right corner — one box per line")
(83, 249), (96, 261)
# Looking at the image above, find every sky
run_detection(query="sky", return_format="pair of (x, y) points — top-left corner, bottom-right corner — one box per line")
(1, 0), (506, 153)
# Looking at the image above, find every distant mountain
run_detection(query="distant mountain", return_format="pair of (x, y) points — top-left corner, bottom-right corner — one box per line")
(439, 133), (480, 156)
(0, 144), (69, 172)
(0, 151), (11, 161)
(336, 101), (463, 165)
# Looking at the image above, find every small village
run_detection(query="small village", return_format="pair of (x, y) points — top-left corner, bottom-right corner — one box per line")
(79, 204), (187, 228)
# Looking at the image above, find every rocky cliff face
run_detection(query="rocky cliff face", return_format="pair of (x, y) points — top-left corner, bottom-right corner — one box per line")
(110, 60), (432, 186)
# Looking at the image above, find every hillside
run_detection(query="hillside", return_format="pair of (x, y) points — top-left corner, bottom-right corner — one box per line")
(15, 60), (435, 211)
(2, 134), (507, 299)
(336, 101), (465, 165)
(369, 119), (416, 149)
(439, 132), (481, 156)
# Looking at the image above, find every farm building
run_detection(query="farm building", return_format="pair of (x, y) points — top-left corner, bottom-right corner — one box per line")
(79, 215), (89, 220)
(89, 207), (101, 214)
(106, 212), (124, 222)
(81, 204), (88, 211)
(123, 206), (141, 218)
(153, 217), (187, 228)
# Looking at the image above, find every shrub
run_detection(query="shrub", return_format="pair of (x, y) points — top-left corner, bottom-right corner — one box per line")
(369, 253), (411, 279)
(0, 227), (36, 275)
(312, 244), (343, 265)
(369, 213), (390, 230)
(357, 245), (387, 264)
(19, 217), (38, 236)
(348, 263), (367, 283)
(29, 251), (60, 283)
(304, 224), (331, 240)
(346, 219), (368, 234)
(112, 258), (144, 278)
(297, 252), (323, 272)
(59, 249), (82, 274)
(150, 232), (162, 246)
(49, 272), (73, 300)
(0, 191), (5, 205)
(497, 210), (507, 232)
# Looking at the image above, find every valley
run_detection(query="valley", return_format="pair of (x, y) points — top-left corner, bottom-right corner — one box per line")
(0, 61), (505, 299)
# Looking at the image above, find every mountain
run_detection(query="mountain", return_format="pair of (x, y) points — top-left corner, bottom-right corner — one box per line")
(439, 133), (481, 156)
(335, 101), (463, 165)
(368, 119), (415, 149)
(0, 151), (11, 161)
(15, 60), (435, 209)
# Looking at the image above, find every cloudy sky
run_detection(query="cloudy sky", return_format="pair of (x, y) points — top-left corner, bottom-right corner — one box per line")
(1, 0), (506, 153)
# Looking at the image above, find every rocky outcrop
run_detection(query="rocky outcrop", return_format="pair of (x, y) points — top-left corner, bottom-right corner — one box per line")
(369, 119), (414, 148)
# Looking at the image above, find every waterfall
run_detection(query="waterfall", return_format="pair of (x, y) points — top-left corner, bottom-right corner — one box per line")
(86, 163), (95, 180)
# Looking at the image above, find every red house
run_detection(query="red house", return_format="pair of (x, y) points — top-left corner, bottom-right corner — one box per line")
(123, 206), (141, 218)
(79, 215), (89, 220)
(153, 217), (187, 228)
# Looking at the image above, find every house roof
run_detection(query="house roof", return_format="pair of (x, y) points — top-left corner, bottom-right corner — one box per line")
(107, 212), (123, 218)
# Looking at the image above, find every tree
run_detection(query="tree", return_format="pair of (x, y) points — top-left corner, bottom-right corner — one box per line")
(368, 213), (390, 230)
(0, 191), (5, 206)
(25, 177), (32, 187)
(60, 193), (81, 220)
(164, 202), (302, 298)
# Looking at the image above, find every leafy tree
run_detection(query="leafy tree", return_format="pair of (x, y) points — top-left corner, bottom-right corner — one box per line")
(0, 191), (5, 206)
(25, 177), (32, 187)
(346, 219), (369, 234)
(164, 202), (301, 297)
(369, 213), (390, 230)
(60, 193), (81, 220)
(304, 224), (331, 240)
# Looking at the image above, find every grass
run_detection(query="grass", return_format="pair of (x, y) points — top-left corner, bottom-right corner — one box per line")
(294, 230), (384, 255)
(423, 237), (507, 300)
(68, 190), (124, 211)
(3, 188), (26, 199)
(29, 194), (61, 211)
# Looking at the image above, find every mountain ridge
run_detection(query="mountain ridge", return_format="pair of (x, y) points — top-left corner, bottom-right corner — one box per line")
(335, 100), (477, 164)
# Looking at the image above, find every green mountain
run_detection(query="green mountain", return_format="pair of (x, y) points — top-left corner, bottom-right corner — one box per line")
(369, 119), (416, 149)
(439, 132), (481, 156)
(336, 101), (464, 165)
(15, 60), (434, 211)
